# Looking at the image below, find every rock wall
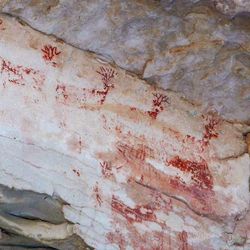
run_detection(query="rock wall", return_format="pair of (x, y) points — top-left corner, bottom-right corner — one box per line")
(1, 0), (250, 123)
(0, 1), (249, 250)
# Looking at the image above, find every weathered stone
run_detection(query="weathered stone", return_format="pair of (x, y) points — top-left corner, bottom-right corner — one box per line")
(1, 0), (249, 123)
(0, 230), (53, 249)
(0, 14), (249, 249)
(247, 133), (250, 154)
(212, 0), (250, 16)
(0, 212), (90, 249)
(0, 185), (90, 249)
(0, 184), (65, 224)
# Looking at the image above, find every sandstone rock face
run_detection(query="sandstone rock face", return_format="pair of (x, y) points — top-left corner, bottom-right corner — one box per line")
(0, 14), (249, 250)
(1, 0), (250, 123)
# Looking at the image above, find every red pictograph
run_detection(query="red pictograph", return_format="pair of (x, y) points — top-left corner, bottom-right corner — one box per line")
(148, 93), (170, 119)
(41, 45), (61, 66)
(116, 142), (154, 162)
(93, 182), (103, 206)
(100, 161), (113, 178)
(0, 57), (45, 90)
(96, 67), (117, 104)
(111, 195), (156, 224)
(201, 115), (219, 148)
(106, 230), (126, 250)
(178, 231), (189, 250)
(168, 156), (213, 190)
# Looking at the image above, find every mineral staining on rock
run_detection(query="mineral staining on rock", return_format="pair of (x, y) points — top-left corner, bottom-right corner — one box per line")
(0, 14), (249, 249)
(1, 0), (250, 123)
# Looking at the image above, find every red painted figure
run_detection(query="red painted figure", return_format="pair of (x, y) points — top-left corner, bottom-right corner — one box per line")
(148, 93), (170, 119)
(178, 231), (188, 250)
(111, 195), (156, 224)
(96, 67), (117, 104)
(41, 45), (61, 62)
(94, 183), (103, 206)
(100, 161), (113, 178)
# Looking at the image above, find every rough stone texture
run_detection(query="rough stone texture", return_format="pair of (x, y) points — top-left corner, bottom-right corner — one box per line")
(0, 14), (249, 249)
(0, 184), (91, 249)
(212, 0), (250, 16)
(0, 230), (52, 250)
(0, 184), (65, 224)
(0, 233), (90, 250)
(1, 0), (249, 123)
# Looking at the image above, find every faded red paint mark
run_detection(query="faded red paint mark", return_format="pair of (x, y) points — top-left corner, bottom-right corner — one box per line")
(96, 66), (117, 104)
(55, 67), (116, 107)
(111, 195), (156, 223)
(55, 73), (117, 107)
(107, 228), (167, 250)
(117, 142), (154, 162)
(107, 230), (126, 250)
(41, 45), (61, 66)
(183, 115), (220, 152)
(180, 115), (220, 158)
(55, 84), (88, 106)
(130, 107), (137, 111)
(100, 161), (113, 178)
(183, 134), (196, 144)
(72, 169), (81, 177)
(93, 182), (103, 206)
(77, 137), (84, 153)
(0, 19), (5, 31)
(108, 214), (168, 249)
(1, 59), (23, 85)
(170, 177), (213, 211)
(72, 169), (80, 177)
(132, 231), (165, 250)
(68, 135), (84, 154)
(56, 85), (68, 99)
(55, 84), (72, 105)
(178, 231), (188, 250)
(0, 57), (45, 90)
(168, 156), (213, 190)
(153, 231), (164, 250)
(115, 125), (122, 134)
(152, 192), (173, 212)
(102, 135), (214, 211)
(148, 93), (170, 119)
(201, 115), (219, 149)
(139, 174), (144, 183)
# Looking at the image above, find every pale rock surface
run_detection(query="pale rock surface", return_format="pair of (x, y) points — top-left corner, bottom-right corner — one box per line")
(1, 0), (250, 123)
(212, 0), (250, 15)
(0, 14), (249, 250)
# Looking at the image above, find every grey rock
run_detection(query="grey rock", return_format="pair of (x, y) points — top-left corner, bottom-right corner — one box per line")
(0, 185), (91, 250)
(0, 230), (53, 249)
(0, 184), (66, 224)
